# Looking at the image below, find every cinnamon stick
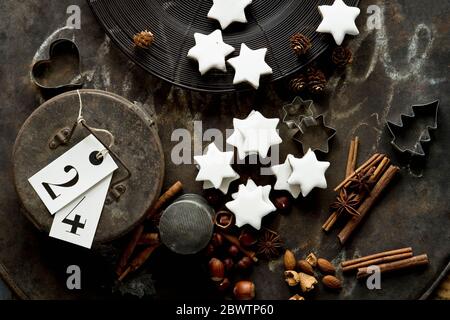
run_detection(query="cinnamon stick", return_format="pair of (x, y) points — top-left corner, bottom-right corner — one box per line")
(118, 243), (160, 281)
(356, 254), (429, 279)
(346, 137), (359, 177)
(323, 137), (359, 232)
(334, 153), (383, 191)
(138, 232), (160, 246)
(343, 252), (413, 272)
(115, 181), (183, 276)
(342, 247), (412, 267)
(338, 165), (400, 244)
(369, 157), (390, 184)
(220, 232), (258, 262)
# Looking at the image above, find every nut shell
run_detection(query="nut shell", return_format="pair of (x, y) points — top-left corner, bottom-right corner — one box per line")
(289, 294), (305, 301)
(297, 260), (315, 275)
(209, 258), (225, 282)
(298, 272), (318, 292)
(305, 253), (318, 267)
(284, 249), (296, 270)
(317, 258), (336, 274)
(284, 270), (300, 286)
(233, 281), (256, 300)
(322, 275), (342, 290)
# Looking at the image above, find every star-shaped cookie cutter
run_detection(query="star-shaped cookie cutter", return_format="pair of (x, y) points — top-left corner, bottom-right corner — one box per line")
(282, 96), (314, 129)
(386, 100), (439, 157)
(293, 115), (336, 154)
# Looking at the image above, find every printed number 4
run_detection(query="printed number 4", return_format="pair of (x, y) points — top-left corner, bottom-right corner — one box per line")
(62, 196), (86, 235)
(42, 165), (79, 200)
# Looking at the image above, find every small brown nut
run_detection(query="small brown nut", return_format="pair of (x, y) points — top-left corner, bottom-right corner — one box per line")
(274, 196), (291, 212)
(298, 272), (318, 292)
(205, 244), (215, 257)
(317, 258), (336, 274)
(211, 233), (224, 248)
(305, 253), (318, 267)
(237, 257), (253, 270)
(284, 270), (300, 286)
(289, 294), (305, 301)
(297, 260), (315, 275)
(223, 258), (234, 272)
(228, 245), (240, 257)
(322, 275), (342, 290)
(284, 249), (296, 270)
(209, 258), (225, 282)
(239, 230), (257, 247)
(233, 281), (255, 300)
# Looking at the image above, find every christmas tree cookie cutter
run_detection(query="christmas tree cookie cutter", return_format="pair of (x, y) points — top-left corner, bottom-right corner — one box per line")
(31, 39), (84, 97)
(282, 96), (315, 129)
(293, 114), (336, 154)
(386, 100), (439, 156)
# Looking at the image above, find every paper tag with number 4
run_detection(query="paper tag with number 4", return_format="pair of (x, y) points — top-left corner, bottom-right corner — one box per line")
(28, 134), (118, 215)
(50, 173), (112, 248)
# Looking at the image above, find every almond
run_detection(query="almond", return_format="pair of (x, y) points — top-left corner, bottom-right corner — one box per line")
(297, 259), (315, 275)
(284, 249), (296, 270)
(317, 258), (336, 274)
(322, 275), (342, 290)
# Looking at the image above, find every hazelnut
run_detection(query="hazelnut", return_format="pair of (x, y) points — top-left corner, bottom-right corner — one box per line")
(217, 278), (231, 292)
(239, 230), (257, 247)
(284, 270), (300, 286)
(237, 257), (253, 270)
(204, 189), (223, 206)
(274, 196), (291, 211)
(233, 281), (255, 300)
(223, 258), (234, 272)
(211, 233), (224, 248)
(228, 245), (240, 257)
(284, 249), (296, 270)
(209, 258), (225, 282)
(205, 244), (215, 257)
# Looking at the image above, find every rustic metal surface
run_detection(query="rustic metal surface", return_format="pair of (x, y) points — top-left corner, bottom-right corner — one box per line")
(12, 89), (165, 243)
(0, 0), (449, 299)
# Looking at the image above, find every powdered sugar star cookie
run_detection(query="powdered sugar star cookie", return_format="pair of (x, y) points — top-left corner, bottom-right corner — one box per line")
(194, 143), (238, 189)
(203, 172), (240, 194)
(316, 0), (360, 45)
(207, 0), (253, 30)
(227, 44), (273, 89)
(287, 150), (330, 197)
(187, 30), (235, 75)
(270, 157), (301, 198)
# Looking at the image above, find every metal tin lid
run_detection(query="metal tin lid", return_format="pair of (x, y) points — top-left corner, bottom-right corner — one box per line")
(159, 194), (214, 255)
(12, 89), (165, 244)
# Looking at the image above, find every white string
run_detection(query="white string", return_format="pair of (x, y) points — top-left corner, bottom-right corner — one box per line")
(76, 90), (114, 159)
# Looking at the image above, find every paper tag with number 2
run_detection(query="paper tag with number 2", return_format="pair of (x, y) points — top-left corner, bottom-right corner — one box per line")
(28, 135), (118, 215)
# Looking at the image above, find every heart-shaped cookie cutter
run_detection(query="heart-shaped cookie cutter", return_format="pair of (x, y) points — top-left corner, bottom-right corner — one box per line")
(31, 38), (84, 96)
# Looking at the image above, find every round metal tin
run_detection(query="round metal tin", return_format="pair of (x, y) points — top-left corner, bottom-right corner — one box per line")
(12, 89), (165, 244)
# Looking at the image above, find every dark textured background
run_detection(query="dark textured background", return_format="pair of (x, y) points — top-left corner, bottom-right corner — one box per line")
(0, 0), (449, 299)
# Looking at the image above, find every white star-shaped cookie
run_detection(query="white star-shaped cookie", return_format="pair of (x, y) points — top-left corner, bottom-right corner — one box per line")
(194, 143), (238, 189)
(226, 180), (276, 230)
(287, 149), (330, 197)
(187, 30), (235, 75)
(203, 172), (240, 194)
(207, 0), (253, 30)
(270, 157), (301, 198)
(227, 44), (273, 89)
(227, 110), (282, 159)
(316, 0), (360, 45)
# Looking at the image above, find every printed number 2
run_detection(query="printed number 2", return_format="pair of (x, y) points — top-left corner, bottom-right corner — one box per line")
(42, 165), (79, 200)
(62, 196), (86, 235)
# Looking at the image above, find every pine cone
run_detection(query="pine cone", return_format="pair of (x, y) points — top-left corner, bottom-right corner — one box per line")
(332, 46), (353, 69)
(289, 74), (307, 93)
(290, 33), (311, 56)
(133, 30), (154, 48)
(307, 67), (326, 94)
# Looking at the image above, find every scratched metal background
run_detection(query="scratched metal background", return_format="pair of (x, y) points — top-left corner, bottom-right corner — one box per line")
(0, 0), (449, 299)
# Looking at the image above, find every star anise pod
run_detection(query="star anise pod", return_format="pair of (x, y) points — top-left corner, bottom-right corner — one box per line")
(330, 189), (361, 217)
(348, 167), (375, 195)
(256, 229), (283, 260)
